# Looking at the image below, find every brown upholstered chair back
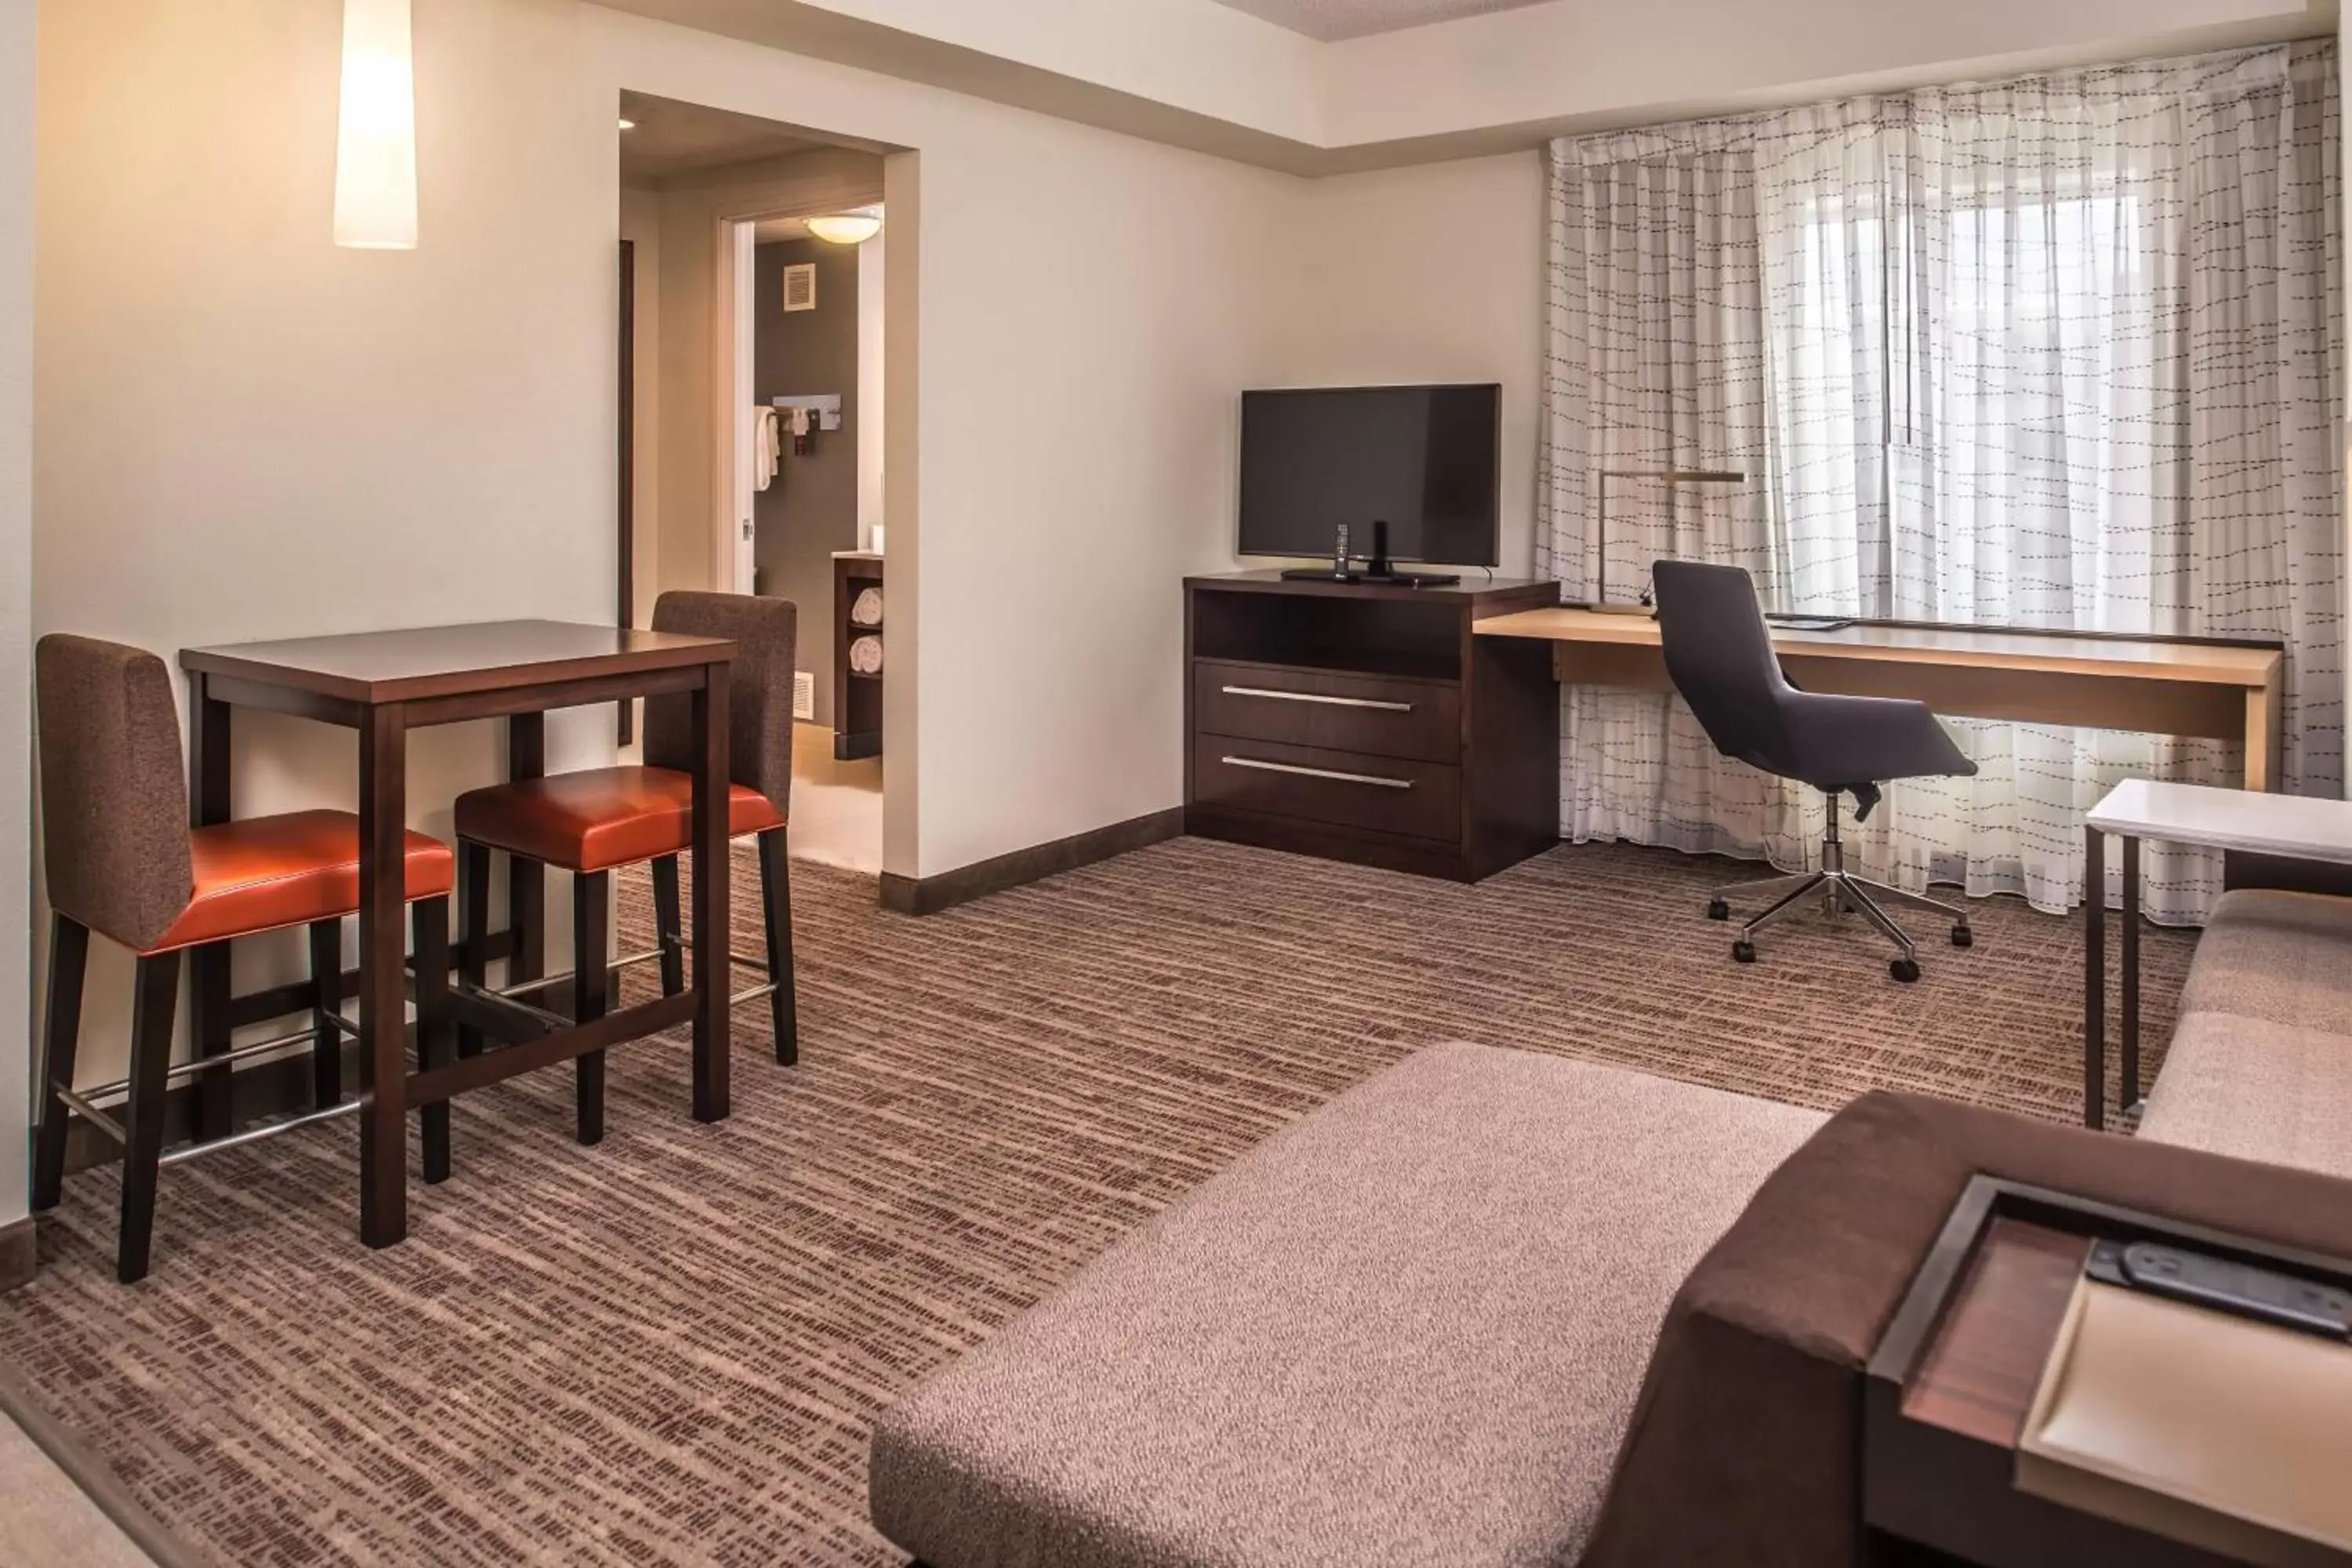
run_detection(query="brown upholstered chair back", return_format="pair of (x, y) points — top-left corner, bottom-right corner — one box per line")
(643, 591), (795, 818)
(35, 634), (196, 952)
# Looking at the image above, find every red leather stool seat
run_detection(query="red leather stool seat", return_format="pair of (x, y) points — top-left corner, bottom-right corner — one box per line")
(454, 765), (786, 873)
(144, 809), (456, 954)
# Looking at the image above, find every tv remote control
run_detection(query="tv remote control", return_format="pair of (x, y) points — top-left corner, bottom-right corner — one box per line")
(2102, 1240), (2352, 1338)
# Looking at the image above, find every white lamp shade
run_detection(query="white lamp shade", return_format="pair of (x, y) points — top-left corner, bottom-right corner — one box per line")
(334, 0), (418, 249)
(806, 212), (882, 246)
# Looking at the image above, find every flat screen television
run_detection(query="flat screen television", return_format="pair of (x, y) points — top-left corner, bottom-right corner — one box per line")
(1238, 384), (1501, 581)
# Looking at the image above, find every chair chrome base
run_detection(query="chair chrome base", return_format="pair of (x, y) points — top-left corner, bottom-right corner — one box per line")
(1705, 803), (1972, 983)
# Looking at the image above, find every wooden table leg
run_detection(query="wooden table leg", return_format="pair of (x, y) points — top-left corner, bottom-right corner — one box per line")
(186, 673), (234, 1142)
(413, 896), (453, 1184)
(691, 661), (731, 1123)
(2084, 825), (2105, 1132)
(2245, 679), (2281, 793)
(506, 711), (545, 992)
(456, 841), (491, 1059)
(573, 869), (609, 1146)
(2121, 834), (2140, 1116)
(358, 703), (410, 1248)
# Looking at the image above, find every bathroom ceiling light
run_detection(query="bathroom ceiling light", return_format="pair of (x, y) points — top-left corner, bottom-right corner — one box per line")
(333, 0), (418, 249)
(807, 212), (883, 246)
(618, 118), (637, 131)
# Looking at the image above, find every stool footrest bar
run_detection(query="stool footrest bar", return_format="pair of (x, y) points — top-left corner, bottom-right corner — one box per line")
(455, 978), (571, 1033)
(160, 1097), (363, 1167)
(664, 938), (770, 973)
(495, 949), (662, 1001)
(52, 1087), (127, 1145)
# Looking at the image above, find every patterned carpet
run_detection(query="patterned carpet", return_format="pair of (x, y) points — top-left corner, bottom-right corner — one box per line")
(1, 837), (2191, 1567)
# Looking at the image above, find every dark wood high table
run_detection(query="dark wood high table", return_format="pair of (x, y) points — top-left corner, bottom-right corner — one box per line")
(180, 620), (739, 1248)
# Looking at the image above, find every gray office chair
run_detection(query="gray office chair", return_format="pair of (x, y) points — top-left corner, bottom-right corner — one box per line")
(1650, 558), (1977, 982)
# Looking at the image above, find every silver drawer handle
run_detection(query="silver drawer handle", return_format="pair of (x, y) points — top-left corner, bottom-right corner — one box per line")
(1221, 685), (1414, 713)
(1220, 755), (1414, 789)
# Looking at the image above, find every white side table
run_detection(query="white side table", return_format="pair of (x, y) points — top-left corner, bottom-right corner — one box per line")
(2083, 779), (2352, 1129)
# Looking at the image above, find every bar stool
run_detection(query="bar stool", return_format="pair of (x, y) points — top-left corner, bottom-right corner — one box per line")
(31, 634), (458, 1283)
(452, 591), (797, 1153)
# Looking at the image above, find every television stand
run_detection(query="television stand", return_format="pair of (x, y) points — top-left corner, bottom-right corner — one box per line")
(1185, 570), (1561, 881)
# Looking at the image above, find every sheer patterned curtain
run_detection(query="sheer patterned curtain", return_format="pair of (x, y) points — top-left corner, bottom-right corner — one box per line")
(1537, 42), (2343, 920)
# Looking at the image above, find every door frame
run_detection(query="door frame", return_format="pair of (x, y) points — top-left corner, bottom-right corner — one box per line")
(710, 184), (884, 599)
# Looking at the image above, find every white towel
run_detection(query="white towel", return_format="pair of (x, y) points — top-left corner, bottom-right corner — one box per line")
(753, 407), (781, 492)
(851, 587), (884, 627)
(849, 634), (884, 676)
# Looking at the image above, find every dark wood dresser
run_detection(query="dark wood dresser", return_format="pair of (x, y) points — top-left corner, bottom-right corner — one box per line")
(1183, 572), (1561, 880)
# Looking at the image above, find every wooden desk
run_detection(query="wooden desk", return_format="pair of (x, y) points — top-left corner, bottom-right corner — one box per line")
(181, 620), (738, 1250)
(1473, 608), (2286, 791)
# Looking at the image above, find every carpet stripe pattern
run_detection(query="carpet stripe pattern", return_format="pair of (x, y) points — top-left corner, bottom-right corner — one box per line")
(0, 838), (2190, 1566)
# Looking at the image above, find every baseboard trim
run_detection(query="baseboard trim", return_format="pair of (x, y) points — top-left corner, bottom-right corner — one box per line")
(0, 1214), (34, 1293)
(0, 1366), (212, 1568)
(879, 807), (1186, 916)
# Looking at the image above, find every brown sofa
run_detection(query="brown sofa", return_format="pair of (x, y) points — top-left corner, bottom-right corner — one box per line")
(2137, 887), (2352, 1178)
(868, 1044), (2352, 1568)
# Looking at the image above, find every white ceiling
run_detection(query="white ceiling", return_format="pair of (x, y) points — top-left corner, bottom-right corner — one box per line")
(619, 90), (841, 184)
(1208, 0), (1554, 42)
(606, 0), (2339, 175)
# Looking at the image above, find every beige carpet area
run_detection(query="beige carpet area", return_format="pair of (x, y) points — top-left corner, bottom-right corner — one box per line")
(0, 837), (2191, 1567)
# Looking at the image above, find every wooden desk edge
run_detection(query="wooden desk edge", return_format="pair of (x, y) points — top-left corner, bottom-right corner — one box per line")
(1472, 611), (2284, 690)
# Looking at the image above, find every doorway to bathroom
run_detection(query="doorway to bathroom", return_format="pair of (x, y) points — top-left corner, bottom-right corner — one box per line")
(618, 90), (889, 875)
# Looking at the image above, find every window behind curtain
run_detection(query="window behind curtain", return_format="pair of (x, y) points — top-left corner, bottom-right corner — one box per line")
(1543, 42), (2342, 919)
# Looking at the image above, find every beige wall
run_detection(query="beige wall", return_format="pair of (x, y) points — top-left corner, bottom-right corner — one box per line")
(35, 0), (622, 1080)
(29, 0), (1292, 1102)
(610, 11), (1290, 878)
(887, 117), (1283, 876)
(2, 0), (34, 1229)
(1265, 151), (1547, 576)
(23, 0), (1588, 1131)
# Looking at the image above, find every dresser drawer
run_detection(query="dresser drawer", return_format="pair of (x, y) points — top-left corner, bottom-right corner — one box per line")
(1192, 661), (1459, 763)
(1192, 739), (1460, 842)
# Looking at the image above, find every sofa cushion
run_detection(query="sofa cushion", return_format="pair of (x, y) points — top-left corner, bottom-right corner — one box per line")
(2176, 887), (2352, 1032)
(2139, 1011), (2352, 1178)
(867, 1044), (1828, 1568)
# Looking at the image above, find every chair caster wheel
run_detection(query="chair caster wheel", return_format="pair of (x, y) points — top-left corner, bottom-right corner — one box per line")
(1706, 898), (1731, 921)
(1890, 957), (1922, 983)
(1951, 925), (1974, 949)
(1731, 940), (1757, 964)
